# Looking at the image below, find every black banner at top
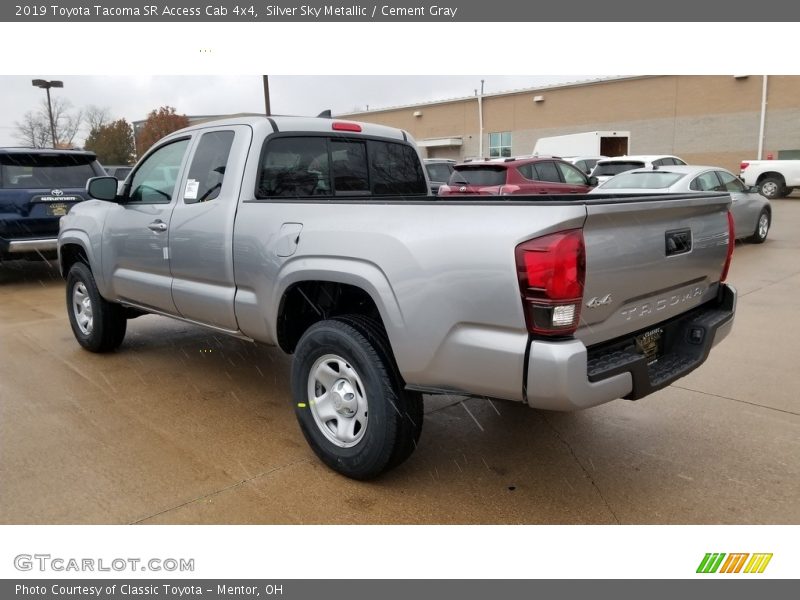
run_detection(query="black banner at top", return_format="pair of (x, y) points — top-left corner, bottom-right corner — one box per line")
(3, 0), (799, 22)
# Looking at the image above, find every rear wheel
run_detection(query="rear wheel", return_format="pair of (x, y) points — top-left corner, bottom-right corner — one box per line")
(748, 209), (770, 244)
(291, 318), (423, 479)
(66, 262), (127, 352)
(759, 177), (785, 199)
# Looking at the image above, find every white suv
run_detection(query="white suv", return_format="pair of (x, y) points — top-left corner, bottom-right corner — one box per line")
(591, 155), (686, 185)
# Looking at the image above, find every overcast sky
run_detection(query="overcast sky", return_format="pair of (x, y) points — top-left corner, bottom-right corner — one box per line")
(0, 75), (589, 146)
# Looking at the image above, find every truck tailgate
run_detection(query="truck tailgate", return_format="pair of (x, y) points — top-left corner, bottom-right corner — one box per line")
(578, 193), (731, 347)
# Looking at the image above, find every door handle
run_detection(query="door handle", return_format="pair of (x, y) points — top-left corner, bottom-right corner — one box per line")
(148, 220), (168, 232)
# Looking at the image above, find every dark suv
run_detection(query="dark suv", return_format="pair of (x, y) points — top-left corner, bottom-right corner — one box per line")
(0, 148), (104, 260)
(438, 156), (596, 196)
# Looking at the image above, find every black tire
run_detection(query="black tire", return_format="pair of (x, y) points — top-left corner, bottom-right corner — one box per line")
(66, 262), (127, 353)
(748, 209), (770, 244)
(333, 315), (423, 470)
(291, 318), (421, 479)
(759, 177), (785, 199)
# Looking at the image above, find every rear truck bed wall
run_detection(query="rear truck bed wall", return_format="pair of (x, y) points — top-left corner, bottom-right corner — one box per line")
(232, 192), (733, 405)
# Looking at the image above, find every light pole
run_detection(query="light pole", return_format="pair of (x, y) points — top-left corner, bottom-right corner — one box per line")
(31, 79), (63, 147)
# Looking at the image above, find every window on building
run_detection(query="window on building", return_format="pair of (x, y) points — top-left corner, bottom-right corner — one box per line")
(489, 132), (512, 158)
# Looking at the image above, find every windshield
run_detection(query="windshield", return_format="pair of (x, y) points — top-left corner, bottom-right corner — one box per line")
(449, 166), (507, 186)
(0, 153), (96, 189)
(601, 171), (684, 189)
(593, 161), (645, 177)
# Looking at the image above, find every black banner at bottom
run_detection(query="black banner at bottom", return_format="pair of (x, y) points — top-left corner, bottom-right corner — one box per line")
(3, 580), (795, 600)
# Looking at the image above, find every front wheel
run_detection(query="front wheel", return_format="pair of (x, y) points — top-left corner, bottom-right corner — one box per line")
(291, 319), (422, 479)
(748, 209), (770, 244)
(66, 262), (127, 352)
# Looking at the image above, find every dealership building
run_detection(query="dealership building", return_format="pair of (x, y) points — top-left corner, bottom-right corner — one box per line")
(342, 75), (800, 173)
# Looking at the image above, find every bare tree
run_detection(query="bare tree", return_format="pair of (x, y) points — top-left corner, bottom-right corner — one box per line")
(14, 111), (51, 148)
(13, 98), (84, 148)
(85, 105), (111, 132)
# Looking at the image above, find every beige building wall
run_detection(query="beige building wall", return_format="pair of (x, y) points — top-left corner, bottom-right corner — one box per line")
(344, 76), (800, 173)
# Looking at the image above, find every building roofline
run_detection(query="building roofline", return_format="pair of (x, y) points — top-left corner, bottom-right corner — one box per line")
(337, 76), (658, 117)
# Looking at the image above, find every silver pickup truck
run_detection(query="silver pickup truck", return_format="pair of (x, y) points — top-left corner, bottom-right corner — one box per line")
(58, 116), (736, 479)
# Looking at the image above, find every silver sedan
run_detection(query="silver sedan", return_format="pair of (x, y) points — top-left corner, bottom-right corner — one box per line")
(590, 165), (772, 243)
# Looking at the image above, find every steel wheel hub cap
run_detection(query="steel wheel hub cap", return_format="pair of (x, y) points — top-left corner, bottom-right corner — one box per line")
(759, 215), (769, 237)
(307, 354), (368, 448)
(72, 282), (94, 335)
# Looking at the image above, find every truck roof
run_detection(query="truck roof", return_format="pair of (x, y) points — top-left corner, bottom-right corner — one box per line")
(169, 115), (409, 142)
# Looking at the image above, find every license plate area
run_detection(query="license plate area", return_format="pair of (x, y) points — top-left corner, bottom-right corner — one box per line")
(46, 202), (70, 217)
(635, 327), (663, 365)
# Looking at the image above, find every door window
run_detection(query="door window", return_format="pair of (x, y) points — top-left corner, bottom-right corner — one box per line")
(128, 139), (190, 204)
(184, 131), (235, 204)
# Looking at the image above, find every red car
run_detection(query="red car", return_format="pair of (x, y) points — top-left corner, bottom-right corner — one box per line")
(438, 156), (597, 196)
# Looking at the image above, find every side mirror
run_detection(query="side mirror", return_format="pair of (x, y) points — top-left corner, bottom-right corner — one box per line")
(588, 176), (599, 187)
(86, 176), (121, 202)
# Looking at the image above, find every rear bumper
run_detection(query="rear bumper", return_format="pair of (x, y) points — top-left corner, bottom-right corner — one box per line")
(525, 284), (736, 411)
(1, 237), (59, 255)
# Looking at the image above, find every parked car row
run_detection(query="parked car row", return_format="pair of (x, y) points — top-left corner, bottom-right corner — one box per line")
(428, 153), (771, 243)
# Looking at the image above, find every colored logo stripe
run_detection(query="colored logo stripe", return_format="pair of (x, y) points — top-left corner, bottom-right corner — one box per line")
(744, 553), (773, 574)
(697, 553), (772, 574)
(697, 553), (726, 573)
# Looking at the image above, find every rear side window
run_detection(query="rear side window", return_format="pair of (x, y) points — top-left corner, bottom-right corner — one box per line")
(184, 130), (235, 204)
(256, 136), (426, 198)
(449, 166), (507, 186)
(0, 153), (97, 189)
(715, 170), (746, 193)
(593, 161), (645, 176)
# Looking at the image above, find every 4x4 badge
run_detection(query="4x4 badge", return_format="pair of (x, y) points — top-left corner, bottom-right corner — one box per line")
(586, 294), (612, 308)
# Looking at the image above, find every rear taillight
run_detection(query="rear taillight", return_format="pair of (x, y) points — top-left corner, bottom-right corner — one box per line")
(515, 229), (585, 336)
(740, 161), (749, 171)
(720, 210), (735, 282)
(499, 185), (520, 195)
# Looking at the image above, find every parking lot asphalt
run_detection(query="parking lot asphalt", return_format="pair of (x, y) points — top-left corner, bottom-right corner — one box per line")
(1, 199), (799, 525)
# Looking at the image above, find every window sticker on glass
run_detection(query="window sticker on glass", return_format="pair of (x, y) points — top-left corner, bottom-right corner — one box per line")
(184, 179), (199, 200)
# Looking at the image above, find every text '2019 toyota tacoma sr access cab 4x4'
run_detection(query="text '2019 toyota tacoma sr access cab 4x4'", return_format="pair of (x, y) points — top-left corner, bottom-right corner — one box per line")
(58, 116), (737, 479)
